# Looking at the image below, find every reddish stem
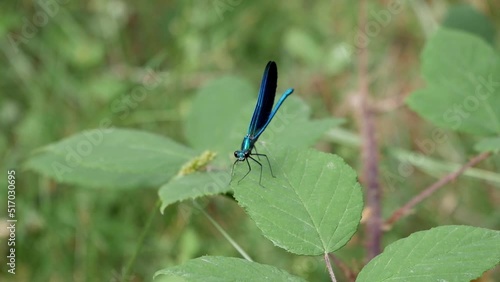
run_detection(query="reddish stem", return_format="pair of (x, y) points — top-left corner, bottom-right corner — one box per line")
(385, 152), (492, 228)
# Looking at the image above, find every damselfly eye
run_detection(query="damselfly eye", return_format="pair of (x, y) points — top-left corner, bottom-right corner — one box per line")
(234, 151), (238, 158)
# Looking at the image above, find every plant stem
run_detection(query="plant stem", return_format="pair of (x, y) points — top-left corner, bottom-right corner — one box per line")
(193, 200), (253, 262)
(122, 199), (160, 280)
(324, 252), (337, 282)
(329, 254), (357, 282)
(357, 0), (382, 261)
(385, 152), (492, 228)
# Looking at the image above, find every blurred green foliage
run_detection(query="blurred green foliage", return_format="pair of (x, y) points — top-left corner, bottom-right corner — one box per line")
(1, 0), (499, 281)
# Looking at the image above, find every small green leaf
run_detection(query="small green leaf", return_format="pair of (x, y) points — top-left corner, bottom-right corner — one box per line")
(407, 28), (500, 136)
(474, 137), (500, 152)
(442, 4), (496, 45)
(25, 128), (196, 188)
(357, 226), (500, 282)
(232, 148), (363, 255)
(154, 256), (306, 282)
(159, 171), (232, 212)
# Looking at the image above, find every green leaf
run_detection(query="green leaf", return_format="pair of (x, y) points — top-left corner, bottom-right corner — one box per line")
(185, 76), (340, 166)
(474, 137), (500, 152)
(357, 226), (500, 282)
(232, 148), (363, 255)
(442, 4), (496, 45)
(260, 98), (343, 150)
(185, 76), (255, 154)
(25, 128), (196, 189)
(159, 171), (232, 212)
(407, 28), (500, 136)
(154, 256), (306, 282)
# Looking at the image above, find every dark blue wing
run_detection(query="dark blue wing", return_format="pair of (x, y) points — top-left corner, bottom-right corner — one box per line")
(247, 61), (277, 136)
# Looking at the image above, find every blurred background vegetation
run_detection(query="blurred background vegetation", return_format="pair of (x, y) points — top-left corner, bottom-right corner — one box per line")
(1, 0), (499, 281)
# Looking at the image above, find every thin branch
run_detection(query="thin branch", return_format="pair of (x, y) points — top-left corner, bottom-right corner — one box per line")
(122, 200), (160, 280)
(193, 201), (253, 262)
(324, 253), (337, 282)
(356, 0), (382, 261)
(385, 152), (492, 228)
(329, 254), (357, 282)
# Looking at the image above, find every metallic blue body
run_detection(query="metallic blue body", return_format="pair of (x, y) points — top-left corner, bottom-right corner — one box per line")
(232, 61), (294, 185)
(234, 88), (293, 160)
